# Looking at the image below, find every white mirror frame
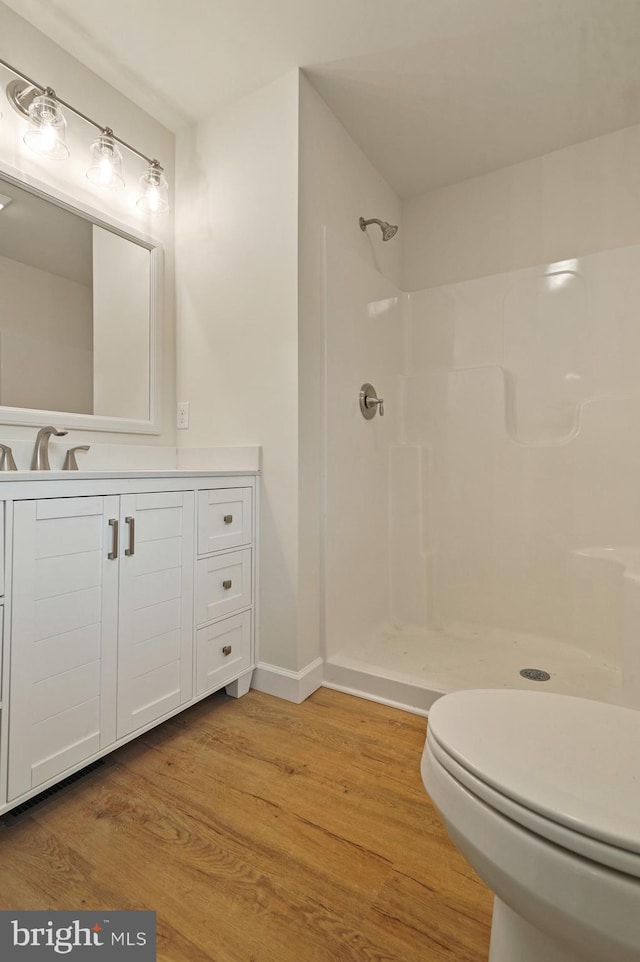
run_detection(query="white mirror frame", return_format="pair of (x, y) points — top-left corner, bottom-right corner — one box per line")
(0, 159), (162, 435)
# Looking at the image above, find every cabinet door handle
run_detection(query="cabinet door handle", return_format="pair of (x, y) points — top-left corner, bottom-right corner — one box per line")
(222, 579), (232, 590)
(222, 645), (232, 656)
(108, 519), (118, 560)
(223, 514), (233, 524)
(125, 516), (135, 556)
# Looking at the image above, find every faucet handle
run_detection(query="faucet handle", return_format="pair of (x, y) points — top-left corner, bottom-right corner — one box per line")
(0, 443), (17, 471)
(63, 445), (90, 471)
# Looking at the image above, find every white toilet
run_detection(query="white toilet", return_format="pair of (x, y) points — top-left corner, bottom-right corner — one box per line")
(421, 689), (640, 962)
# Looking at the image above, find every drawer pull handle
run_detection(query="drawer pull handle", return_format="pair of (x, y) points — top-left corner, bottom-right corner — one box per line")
(108, 518), (118, 560)
(223, 514), (233, 524)
(222, 645), (232, 656)
(222, 579), (232, 590)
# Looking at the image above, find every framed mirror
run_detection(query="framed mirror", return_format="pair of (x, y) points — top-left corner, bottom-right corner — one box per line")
(0, 162), (161, 434)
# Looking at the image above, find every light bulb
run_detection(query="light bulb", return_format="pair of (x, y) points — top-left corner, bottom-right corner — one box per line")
(145, 185), (162, 212)
(87, 130), (124, 189)
(137, 161), (169, 214)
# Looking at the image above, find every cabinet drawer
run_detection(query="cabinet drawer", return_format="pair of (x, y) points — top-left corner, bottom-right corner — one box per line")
(196, 611), (251, 695)
(198, 488), (252, 555)
(196, 548), (252, 625)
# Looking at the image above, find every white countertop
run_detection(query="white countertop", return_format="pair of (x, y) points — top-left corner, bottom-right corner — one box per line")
(0, 469), (258, 481)
(0, 444), (261, 476)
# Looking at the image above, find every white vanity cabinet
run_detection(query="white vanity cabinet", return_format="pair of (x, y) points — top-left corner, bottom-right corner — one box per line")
(195, 488), (254, 696)
(0, 472), (257, 814)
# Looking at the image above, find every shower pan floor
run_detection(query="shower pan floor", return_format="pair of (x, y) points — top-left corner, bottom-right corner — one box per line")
(323, 622), (622, 716)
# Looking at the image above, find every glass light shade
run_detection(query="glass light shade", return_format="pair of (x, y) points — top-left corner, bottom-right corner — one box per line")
(136, 162), (169, 214)
(87, 132), (124, 189)
(23, 93), (69, 159)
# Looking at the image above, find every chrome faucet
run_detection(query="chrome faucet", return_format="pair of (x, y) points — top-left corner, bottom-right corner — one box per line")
(31, 426), (69, 470)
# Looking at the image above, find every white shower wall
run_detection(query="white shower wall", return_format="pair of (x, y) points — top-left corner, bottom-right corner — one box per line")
(408, 245), (640, 652)
(324, 232), (406, 652)
(324, 230), (640, 709)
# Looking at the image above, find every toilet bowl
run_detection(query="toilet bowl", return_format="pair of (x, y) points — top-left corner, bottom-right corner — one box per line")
(421, 689), (640, 962)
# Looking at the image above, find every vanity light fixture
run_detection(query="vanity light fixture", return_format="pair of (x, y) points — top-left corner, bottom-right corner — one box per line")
(1, 58), (169, 213)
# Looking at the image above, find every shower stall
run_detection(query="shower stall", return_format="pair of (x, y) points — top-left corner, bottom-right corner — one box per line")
(322, 228), (640, 714)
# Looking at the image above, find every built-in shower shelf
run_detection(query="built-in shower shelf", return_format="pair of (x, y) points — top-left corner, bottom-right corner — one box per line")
(571, 546), (640, 584)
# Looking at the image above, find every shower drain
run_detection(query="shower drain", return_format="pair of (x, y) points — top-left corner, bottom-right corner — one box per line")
(520, 668), (551, 682)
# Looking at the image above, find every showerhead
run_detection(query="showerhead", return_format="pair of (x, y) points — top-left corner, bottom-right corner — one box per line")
(359, 216), (398, 242)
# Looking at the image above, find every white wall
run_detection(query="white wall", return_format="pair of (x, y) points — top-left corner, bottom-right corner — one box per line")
(298, 75), (402, 667)
(299, 75), (403, 290)
(0, 3), (176, 445)
(322, 232), (406, 658)
(402, 121), (640, 291)
(175, 71), (300, 671)
(175, 71), (401, 676)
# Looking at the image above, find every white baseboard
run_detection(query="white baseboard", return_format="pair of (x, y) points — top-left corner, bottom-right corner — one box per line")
(251, 657), (323, 704)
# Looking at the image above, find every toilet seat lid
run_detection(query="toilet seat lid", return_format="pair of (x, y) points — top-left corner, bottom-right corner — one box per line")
(427, 689), (640, 856)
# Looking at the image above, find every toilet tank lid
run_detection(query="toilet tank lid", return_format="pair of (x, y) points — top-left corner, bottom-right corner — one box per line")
(427, 689), (640, 854)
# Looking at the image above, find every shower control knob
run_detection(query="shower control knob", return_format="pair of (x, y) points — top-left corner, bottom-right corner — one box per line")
(366, 396), (384, 415)
(359, 383), (385, 419)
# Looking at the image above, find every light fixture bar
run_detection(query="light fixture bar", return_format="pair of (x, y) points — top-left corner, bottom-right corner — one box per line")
(0, 57), (42, 99)
(51, 91), (155, 166)
(0, 56), (161, 170)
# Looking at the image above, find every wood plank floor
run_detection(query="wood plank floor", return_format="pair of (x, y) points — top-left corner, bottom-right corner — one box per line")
(0, 688), (493, 961)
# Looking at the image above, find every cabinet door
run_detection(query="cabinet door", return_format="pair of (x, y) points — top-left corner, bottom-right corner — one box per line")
(8, 496), (119, 801)
(117, 491), (194, 738)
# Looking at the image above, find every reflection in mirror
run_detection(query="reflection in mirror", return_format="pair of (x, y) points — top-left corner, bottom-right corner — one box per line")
(0, 172), (155, 427)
